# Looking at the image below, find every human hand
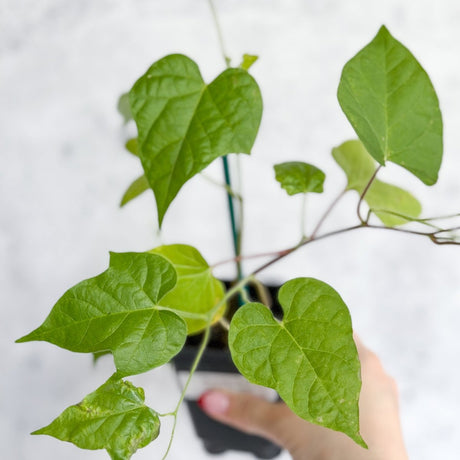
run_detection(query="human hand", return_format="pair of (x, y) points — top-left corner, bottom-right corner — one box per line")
(198, 336), (408, 460)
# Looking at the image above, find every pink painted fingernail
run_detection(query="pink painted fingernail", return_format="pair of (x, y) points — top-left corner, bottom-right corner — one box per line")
(198, 391), (230, 415)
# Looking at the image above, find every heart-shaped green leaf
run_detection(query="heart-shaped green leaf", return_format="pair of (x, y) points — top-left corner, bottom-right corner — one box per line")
(229, 278), (365, 447)
(120, 175), (149, 207)
(33, 375), (159, 460)
(150, 244), (225, 334)
(129, 54), (263, 226)
(332, 140), (422, 226)
(274, 162), (325, 196)
(17, 252), (186, 376)
(338, 26), (442, 185)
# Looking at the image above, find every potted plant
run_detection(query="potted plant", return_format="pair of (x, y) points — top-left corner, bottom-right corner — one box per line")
(16, 3), (459, 459)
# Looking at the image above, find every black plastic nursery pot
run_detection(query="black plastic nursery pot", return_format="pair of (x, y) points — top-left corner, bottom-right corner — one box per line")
(172, 283), (283, 459)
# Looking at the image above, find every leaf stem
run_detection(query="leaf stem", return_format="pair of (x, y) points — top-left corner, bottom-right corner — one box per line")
(158, 411), (175, 418)
(310, 188), (347, 238)
(418, 212), (460, 222)
(200, 173), (243, 201)
(300, 193), (308, 239)
(162, 326), (211, 460)
(368, 209), (443, 230)
(357, 166), (381, 223)
(209, 275), (254, 318)
(218, 317), (230, 331)
(249, 277), (272, 307)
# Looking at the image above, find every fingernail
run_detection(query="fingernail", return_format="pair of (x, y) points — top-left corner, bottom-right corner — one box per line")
(198, 391), (230, 415)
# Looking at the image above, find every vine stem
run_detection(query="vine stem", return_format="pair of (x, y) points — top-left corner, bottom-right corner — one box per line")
(357, 165), (381, 223)
(161, 326), (211, 460)
(251, 225), (363, 275)
(220, 220), (460, 279)
(208, 0), (247, 298)
(208, 0), (231, 67)
(160, 275), (255, 459)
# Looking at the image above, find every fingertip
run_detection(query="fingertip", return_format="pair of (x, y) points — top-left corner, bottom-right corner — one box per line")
(198, 390), (230, 416)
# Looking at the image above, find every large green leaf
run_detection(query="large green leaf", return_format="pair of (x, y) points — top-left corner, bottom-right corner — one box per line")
(229, 278), (365, 447)
(129, 54), (263, 226)
(33, 375), (159, 460)
(120, 175), (150, 207)
(17, 252), (187, 376)
(150, 244), (225, 334)
(274, 162), (325, 196)
(338, 25), (442, 185)
(332, 140), (422, 226)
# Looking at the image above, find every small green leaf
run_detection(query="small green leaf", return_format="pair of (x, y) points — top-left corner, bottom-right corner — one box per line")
(338, 25), (443, 185)
(150, 244), (225, 334)
(332, 140), (422, 226)
(229, 278), (365, 447)
(239, 54), (258, 71)
(125, 138), (139, 157)
(117, 93), (133, 124)
(17, 252), (187, 376)
(120, 175), (150, 207)
(33, 375), (159, 460)
(366, 181), (421, 226)
(129, 54), (263, 226)
(274, 162), (325, 196)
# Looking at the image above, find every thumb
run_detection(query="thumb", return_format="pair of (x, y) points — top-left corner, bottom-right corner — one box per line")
(198, 390), (293, 446)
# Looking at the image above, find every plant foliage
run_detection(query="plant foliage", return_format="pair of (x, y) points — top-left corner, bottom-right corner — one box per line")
(129, 54), (263, 225)
(338, 26), (442, 185)
(17, 252), (187, 377)
(229, 278), (365, 446)
(274, 162), (326, 196)
(33, 376), (160, 460)
(17, 20), (458, 460)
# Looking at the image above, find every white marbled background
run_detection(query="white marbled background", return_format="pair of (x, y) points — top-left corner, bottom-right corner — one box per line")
(1, 0), (460, 459)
